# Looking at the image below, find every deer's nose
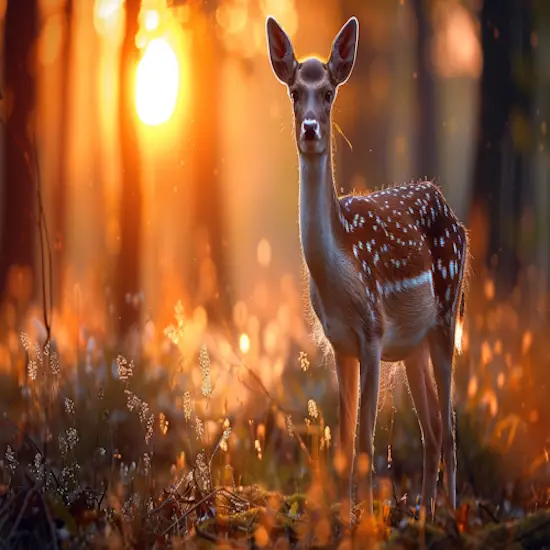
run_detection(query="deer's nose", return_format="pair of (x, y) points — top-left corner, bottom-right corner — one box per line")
(301, 118), (320, 140)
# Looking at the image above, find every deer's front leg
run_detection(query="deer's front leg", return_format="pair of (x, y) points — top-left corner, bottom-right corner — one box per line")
(335, 354), (359, 518)
(356, 339), (381, 516)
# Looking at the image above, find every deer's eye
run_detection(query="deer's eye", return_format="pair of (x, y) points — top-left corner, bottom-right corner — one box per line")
(290, 90), (299, 103)
(324, 90), (333, 103)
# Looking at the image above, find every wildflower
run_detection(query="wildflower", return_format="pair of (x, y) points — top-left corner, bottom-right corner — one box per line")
(116, 355), (134, 382)
(255, 439), (262, 460)
(286, 415), (294, 437)
(175, 300), (185, 322)
(30, 453), (44, 480)
(194, 450), (212, 493)
(34, 343), (43, 365)
(124, 390), (155, 444)
(183, 391), (192, 421)
(64, 397), (75, 416)
(5, 445), (18, 474)
(308, 398), (319, 420)
(321, 425), (332, 450)
(163, 324), (180, 345)
(138, 401), (151, 424)
(66, 428), (79, 451)
(299, 351), (310, 371)
(195, 416), (204, 440)
(199, 344), (212, 398)
(20, 332), (32, 352)
(219, 426), (232, 452)
(60, 463), (80, 493)
(50, 351), (60, 376)
(145, 412), (155, 445)
(132, 493), (142, 510)
(122, 498), (133, 520)
(58, 435), (68, 456)
(159, 412), (169, 435)
(143, 453), (151, 476)
(221, 426), (232, 444)
(125, 390), (140, 412)
(28, 360), (38, 381)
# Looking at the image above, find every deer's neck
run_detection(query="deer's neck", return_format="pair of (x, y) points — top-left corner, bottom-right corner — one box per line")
(298, 153), (343, 277)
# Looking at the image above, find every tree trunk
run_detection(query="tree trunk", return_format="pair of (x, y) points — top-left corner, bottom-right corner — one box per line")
(531, 1), (550, 317)
(412, 0), (437, 179)
(0, 0), (39, 323)
(188, 4), (229, 325)
(338, 1), (392, 193)
(471, 0), (534, 299)
(53, 0), (73, 309)
(116, 0), (142, 342)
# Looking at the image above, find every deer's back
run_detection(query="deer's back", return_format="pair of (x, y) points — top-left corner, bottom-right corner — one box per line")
(307, 181), (468, 360)
(339, 181), (468, 325)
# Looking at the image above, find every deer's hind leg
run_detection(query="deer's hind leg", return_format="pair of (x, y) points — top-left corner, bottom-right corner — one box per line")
(428, 324), (456, 509)
(404, 340), (442, 516)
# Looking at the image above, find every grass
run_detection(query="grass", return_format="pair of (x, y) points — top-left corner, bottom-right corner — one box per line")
(0, 264), (549, 549)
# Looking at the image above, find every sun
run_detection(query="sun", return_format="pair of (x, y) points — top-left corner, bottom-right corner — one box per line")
(135, 37), (179, 126)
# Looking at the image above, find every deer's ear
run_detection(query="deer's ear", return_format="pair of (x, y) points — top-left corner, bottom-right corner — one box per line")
(328, 17), (359, 86)
(266, 16), (297, 85)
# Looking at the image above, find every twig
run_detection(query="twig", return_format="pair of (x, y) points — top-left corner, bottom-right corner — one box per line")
(97, 481), (108, 509)
(145, 481), (196, 520)
(218, 488), (251, 508)
(479, 501), (499, 524)
(162, 488), (221, 536)
(30, 127), (55, 470)
(145, 494), (177, 519)
(32, 129), (53, 340)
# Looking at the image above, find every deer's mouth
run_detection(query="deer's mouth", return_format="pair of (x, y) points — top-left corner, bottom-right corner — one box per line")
(301, 129), (320, 141)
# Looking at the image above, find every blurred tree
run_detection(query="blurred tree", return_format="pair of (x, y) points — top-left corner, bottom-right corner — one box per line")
(0, 0), (38, 323)
(337, 1), (393, 192)
(53, 0), (74, 307)
(531, 1), (550, 310)
(188, 1), (229, 325)
(411, 0), (437, 179)
(115, 0), (142, 342)
(471, 0), (534, 298)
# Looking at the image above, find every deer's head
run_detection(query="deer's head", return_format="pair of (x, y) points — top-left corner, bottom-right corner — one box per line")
(266, 16), (359, 156)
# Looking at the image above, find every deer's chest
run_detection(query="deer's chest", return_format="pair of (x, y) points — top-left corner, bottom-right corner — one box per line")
(308, 266), (367, 357)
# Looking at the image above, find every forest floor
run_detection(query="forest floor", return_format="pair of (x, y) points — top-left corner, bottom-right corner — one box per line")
(1, 460), (550, 549)
(1, 268), (550, 548)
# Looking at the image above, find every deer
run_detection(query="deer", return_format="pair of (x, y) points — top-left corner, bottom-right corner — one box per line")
(265, 15), (469, 522)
